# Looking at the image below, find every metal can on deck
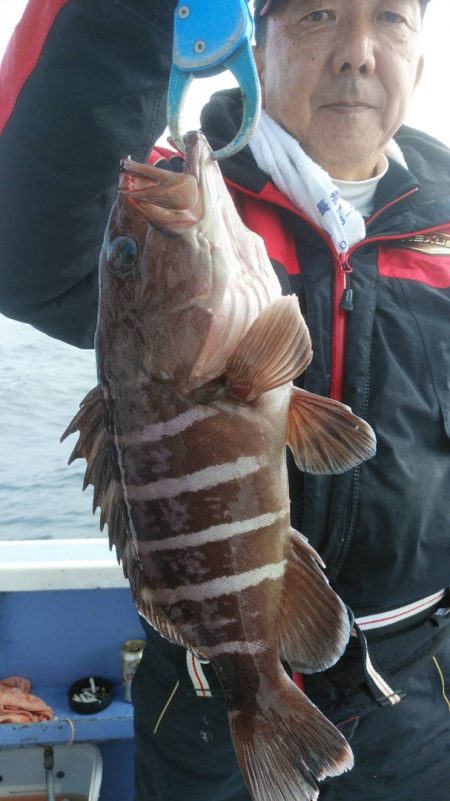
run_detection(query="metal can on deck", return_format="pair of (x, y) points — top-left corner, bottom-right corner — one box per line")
(121, 639), (146, 702)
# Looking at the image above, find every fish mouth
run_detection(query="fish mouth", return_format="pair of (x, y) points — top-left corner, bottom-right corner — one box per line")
(118, 132), (207, 231)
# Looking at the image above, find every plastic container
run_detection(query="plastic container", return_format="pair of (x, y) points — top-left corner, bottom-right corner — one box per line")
(0, 744), (102, 800)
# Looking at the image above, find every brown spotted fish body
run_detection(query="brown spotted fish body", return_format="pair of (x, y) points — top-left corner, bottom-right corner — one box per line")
(62, 132), (376, 801)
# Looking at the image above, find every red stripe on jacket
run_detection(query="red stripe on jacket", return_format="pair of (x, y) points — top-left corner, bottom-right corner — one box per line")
(0, 0), (69, 134)
(378, 247), (450, 288)
(234, 193), (300, 275)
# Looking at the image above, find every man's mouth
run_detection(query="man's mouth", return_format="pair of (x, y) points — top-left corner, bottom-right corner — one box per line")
(321, 101), (374, 114)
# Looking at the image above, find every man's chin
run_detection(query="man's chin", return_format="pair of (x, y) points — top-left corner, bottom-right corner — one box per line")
(306, 139), (385, 181)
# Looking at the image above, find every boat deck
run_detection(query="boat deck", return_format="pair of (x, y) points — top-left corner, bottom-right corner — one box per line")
(0, 539), (140, 800)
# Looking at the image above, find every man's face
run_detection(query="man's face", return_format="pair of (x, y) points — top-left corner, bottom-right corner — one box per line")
(254, 0), (424, 180)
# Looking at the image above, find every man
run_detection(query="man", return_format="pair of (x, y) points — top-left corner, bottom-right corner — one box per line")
(1, 1), (449, 799)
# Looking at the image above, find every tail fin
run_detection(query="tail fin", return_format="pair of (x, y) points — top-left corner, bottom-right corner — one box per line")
(229, 670), (353, 801)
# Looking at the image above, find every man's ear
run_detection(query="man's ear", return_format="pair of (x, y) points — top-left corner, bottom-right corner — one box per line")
(252, 45), (266, 101)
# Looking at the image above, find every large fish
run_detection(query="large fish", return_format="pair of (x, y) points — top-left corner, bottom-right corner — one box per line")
(62, 131), (376, 801)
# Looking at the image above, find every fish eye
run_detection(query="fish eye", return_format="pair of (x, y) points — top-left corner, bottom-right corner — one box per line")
(108, 236), (139, 272)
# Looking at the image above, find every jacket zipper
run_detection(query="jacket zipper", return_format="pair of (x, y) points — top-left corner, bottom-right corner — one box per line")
(333, 344), (372, 578)
(330, 187), (419, 402)
(330, 251), (353, 400)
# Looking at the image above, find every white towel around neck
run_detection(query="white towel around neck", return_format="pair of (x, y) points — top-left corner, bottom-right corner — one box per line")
(249, 110), (407, 254)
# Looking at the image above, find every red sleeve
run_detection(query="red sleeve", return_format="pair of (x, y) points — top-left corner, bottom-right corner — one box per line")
(0, 0), (69, 135)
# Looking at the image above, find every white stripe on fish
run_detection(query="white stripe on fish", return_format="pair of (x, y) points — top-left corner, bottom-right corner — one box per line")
(206, 640), (268, 658)
(127, 456), (266, 501)
(119, 406), (219, 445)
(149, 560), (286, 604)
(138, 510), (288, 553)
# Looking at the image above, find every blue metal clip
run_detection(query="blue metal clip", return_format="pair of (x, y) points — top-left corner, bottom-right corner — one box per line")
(167, 0), (261, 160)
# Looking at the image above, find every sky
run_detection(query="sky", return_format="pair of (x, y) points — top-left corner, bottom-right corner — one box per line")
(0, 1), (449, 146)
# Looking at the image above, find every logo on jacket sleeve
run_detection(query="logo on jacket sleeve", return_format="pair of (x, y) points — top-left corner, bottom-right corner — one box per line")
(379, 228), (450, 288)
(395, 231), (450, 255)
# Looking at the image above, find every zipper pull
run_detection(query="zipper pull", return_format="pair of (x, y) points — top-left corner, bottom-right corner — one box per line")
(340, 272), (354, 311)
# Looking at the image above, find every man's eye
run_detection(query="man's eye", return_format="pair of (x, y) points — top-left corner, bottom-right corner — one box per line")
(305, 10), (333, 23)
(378, 11), (406, 24)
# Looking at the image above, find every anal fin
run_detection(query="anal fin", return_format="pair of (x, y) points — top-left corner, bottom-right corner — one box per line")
(278, 529), (350, 673)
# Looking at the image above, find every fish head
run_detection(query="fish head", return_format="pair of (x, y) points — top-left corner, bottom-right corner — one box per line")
(96, 131), (281, 390)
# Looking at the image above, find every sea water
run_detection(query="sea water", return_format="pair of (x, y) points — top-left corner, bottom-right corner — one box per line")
(0, 315), (99, 541)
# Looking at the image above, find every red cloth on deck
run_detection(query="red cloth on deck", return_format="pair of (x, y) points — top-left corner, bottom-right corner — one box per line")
(0, 676), (53, 723)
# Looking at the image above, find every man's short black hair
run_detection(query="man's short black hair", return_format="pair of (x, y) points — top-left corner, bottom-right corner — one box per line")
(254, 0), (430, 48)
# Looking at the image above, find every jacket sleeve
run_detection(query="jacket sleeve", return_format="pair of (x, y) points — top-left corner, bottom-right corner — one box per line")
(0, 0), (176, 347)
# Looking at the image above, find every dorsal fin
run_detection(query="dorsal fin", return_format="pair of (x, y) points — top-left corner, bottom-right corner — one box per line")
(61, 386), (129, 559)
(61, 386), (207, 659)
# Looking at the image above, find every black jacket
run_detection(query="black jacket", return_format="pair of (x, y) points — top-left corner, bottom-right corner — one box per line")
(1, 0), (449, 623)
(202, 90), (450, 619)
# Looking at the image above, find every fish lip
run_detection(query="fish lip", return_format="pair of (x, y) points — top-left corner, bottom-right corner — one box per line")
(118, 157), (199, 210)
(117, 138), (205, 229)
(118, 159), (161, 193)
(118, 131), (208, 195)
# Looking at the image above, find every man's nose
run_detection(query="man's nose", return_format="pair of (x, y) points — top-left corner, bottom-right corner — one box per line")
(331, 18), (376, 76)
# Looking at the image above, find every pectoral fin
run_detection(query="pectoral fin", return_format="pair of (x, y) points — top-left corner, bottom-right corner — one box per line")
(287, 387), (376, 474)
(226, 295), (312, 402)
